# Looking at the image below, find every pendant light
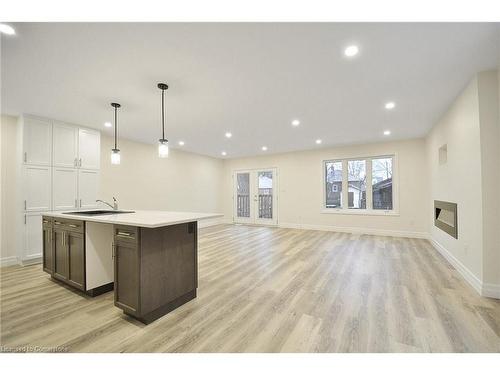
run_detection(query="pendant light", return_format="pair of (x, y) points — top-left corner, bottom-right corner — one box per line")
(110, 102), (121, 165)
(157, 83), (169, 158)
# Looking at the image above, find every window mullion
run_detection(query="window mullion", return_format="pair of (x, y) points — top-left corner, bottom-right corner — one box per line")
(366, 158), (373, 210)
(342, 159), (348, 210)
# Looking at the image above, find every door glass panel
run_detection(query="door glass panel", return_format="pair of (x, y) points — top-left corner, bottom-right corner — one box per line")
(258, 171), (273, 219)
(236, 173), (250, 218)
(348, 160), (366, 209)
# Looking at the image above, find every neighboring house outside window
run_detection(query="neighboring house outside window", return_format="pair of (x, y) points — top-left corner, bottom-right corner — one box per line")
(323, 155), (395, 214)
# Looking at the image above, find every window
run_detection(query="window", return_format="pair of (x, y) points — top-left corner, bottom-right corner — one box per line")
(325, 161), (342, 208)
(323, 155), (395, 213)
(372, 157), (393, 210)
(348, 160), (366, 209)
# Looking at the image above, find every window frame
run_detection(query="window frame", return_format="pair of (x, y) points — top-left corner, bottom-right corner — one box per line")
(322, 154), (398, 216)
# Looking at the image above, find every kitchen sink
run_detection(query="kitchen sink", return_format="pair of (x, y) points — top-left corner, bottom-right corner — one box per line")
(62, 210), (135, 216)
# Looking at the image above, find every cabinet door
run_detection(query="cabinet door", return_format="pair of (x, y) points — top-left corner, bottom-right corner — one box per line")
(53, 122), (78, 167)
(78, 169), (99, 209)
(23, 117), (52, 166)
(67, 231), (85, 290)
(53, 229), (68, 281)
(78, 128), (100, 170)
(23, 214), (43, 262)
(42, 221), (53, 274)
(53, 167), (78, 211)
(24, 165), (51, 211)
(114, 242), (139, 313)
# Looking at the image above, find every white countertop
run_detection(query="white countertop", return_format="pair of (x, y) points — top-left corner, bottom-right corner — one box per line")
(41, 210), (223, 228)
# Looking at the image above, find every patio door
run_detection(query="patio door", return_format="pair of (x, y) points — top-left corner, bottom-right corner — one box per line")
(233, 168), (278, 225)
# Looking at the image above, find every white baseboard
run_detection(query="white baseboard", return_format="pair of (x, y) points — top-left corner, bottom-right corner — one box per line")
(429, 238), (483, 295)
(482, 283), (500, 299)
(1, 256), (19, 267)
(21, 256), (42, 266)
(430, 238), (500, 299)
(279, 222), (429, 239)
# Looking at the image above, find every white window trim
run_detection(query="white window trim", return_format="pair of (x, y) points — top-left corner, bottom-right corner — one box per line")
(322, 154), (399, 216)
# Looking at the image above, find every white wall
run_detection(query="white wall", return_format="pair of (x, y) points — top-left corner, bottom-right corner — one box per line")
(426, 78), (484, 282)
(0, 115), (19, 265)
(222, 138), (428, 237)
(99, 135), (224, 218)
(426, 69), (500, 295)
(477, 70), (500, 287)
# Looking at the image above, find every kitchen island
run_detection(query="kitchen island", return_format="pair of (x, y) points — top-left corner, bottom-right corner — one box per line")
(41, 210), (222, 324)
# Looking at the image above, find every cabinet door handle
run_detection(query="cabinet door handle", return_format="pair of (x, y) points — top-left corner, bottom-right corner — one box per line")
(112, 243), (115, 259)
(117, 231), (132, 237)
(75, 199), (77, 208)
(68, 224), (78, 228)
(79, 158), (82, 167)
(79, 199), (82, 208)
(24, 200), (27, 210)
(24, 152), (27, 162)
(24, 214), (26, 225)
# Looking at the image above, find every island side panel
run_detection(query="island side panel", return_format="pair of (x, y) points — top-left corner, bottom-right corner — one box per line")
(139, 221), (197, 318)
(85, 222), (114, 291)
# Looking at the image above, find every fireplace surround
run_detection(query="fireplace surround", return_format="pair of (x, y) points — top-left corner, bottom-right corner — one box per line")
(434, 200), (458, 239)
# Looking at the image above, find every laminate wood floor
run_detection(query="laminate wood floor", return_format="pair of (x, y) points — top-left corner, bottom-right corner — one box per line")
(1, 225), (499, 352)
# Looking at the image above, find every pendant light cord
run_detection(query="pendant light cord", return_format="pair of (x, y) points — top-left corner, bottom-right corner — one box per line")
(161, 88), (165, 140)
(114, 105), (118, 149)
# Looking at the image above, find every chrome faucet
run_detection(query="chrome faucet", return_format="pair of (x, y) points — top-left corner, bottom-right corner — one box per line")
(96, 197), (118, 210)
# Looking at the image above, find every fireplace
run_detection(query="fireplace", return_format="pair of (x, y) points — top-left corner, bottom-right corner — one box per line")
(434, 200), (458, 239)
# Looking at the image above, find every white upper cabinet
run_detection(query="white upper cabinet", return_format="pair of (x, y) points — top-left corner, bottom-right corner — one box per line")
(23, 117), (52, 166)
(23, 165), (52, 211)
(78, 128), (100, 170)
(78, 169), (100, 209)
(53, 167), (78, 211)
(53, 122), (78, 168)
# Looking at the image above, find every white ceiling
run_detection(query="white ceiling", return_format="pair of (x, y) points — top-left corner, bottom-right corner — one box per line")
(2, 23), (500, 158)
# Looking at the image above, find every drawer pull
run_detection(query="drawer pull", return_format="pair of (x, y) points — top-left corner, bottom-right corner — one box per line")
(54, 221), (62, 225)
(117, 231), (134, 238)
(68, 224), (78, 228)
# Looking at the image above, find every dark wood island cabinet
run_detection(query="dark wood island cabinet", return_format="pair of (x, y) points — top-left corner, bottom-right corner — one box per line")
(41, 210), (220, 324)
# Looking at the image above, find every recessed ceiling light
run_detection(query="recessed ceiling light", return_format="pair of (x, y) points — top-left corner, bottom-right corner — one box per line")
(315, 139), (322, 144)
(291, 119), (300, 127)
(225, 132), (232, 138)
(344, 45), (359, 57)
(383, 130), (391, 136)
(0, 24), (15, 36)
(261, 146), (268, 151)
(104, 122), (112, 128)
(221, 151), (227, 156)
(385, 102), (396, 110)
(178, 141), (185, 146)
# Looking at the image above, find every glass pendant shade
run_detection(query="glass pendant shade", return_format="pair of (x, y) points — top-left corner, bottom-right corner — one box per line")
(158, 139), (169, 158)
(111, 149), (121, 165)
